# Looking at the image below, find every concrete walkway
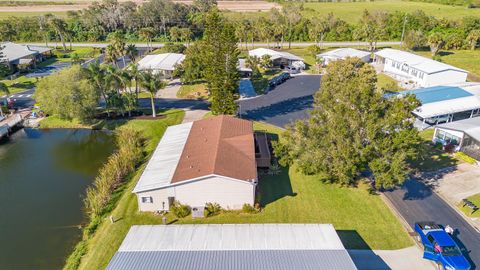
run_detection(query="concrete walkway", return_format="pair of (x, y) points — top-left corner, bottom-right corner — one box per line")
(348, 246), (435, 270)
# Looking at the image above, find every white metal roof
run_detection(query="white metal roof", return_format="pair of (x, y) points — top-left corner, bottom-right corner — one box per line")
(452, 82), (480, 96)
(237, 58), (252, 72)
(375, 48), (467, 74)
(137, 53), (185, 71)
(436, 117), (480, 142)
(1, 42), (52, 63)
(249, 48), (303, 62)
(119, 224), (346, 252)
(413, 96), (480, 119)
(132, 122), (192, 193)
(317, 48), (370, 59)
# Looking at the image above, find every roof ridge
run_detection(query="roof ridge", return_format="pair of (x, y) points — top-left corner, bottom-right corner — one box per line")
(211, 116), (226, 176)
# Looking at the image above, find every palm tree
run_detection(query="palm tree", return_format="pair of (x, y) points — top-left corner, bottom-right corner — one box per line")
(85, 62), (111, 116)
(104, 45), (119, 67)
(428, 32), (445, 57)
(138, 70), (166, 118)
(127, 63), (140, 100)
(109, 32), (127, 68)
(125, 44), (138, 63)
(139, 27), (155, 53)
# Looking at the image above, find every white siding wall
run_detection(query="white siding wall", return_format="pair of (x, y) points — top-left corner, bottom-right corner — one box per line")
(136, 176), (256, 212)
(424, 70), (468, 87)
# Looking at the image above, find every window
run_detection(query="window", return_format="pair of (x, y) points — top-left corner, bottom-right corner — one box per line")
(141, 196), (153, 203)
(419, 72), (424, 79)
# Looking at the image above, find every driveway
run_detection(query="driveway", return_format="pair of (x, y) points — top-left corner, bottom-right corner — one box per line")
(384, 179), (480, 269)
(238, 74), (321, 127)
(348, 246), (434, 270)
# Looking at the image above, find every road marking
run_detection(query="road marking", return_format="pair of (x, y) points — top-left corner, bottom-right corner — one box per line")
(1, 95), (6, 98)
(17, 94), (24, 97)
(26, 94), (32, 97)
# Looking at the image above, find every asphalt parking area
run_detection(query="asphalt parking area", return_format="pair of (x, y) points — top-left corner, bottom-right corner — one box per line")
(237, 74), (321, 127)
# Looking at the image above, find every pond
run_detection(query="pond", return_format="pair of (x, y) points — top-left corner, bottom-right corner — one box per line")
(0, 128), (115, 270)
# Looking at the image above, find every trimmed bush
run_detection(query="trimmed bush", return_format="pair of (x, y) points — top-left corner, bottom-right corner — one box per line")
(205, 202), (222, 217)
(171, 201), (191, 218)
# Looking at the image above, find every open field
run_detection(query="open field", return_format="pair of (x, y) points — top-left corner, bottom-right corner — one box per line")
(75, 120), (412, 270)
(415, 49), (480, 80)
(302, 1), (480, 23)
(0, 0), (278, 15)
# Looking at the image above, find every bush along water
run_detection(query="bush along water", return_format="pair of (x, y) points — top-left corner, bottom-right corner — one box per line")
(63, 129), (145, 270)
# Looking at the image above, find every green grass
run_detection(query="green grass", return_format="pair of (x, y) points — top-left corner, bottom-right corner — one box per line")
(38, 115), (93, 129)
(75, 120), (412, 270)
(415, 49), (480, 80)
(176, 83), (208, 99)
(412, 129), (461, 171)
(458, 193), (480, 217)
(301, 0), (480, 23)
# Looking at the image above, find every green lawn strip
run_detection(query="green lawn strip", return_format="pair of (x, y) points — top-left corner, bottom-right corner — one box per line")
(38, 115), (93, 129)
(176, 83), (208, 99)
(415, 49), (480, 79)
(458, 193), (480, 218)
(77, 119), (411, 270)
(0, 11), (67, 19)
(412, 129), (461, 172)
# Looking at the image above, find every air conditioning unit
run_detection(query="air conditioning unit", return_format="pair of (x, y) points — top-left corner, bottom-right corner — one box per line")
(191, 206), (205, 219)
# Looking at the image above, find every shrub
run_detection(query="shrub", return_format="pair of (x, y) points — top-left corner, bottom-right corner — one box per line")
(455, 152), (477, 165)
(205, 202), (222, 217)
(170, 201), (191, 218)
(242, 203), (257, 214)
(62, 240), (87, 270)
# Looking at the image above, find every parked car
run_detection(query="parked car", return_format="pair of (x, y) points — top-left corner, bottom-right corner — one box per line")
(415, 222), (470, 270)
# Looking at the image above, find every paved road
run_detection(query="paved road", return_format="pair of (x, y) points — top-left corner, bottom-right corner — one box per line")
(385, 179), (480, 269)
(238, 74), (321, 127)
(23, 41), (402, 48)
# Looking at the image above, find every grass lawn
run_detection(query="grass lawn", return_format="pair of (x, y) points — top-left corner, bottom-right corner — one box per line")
(412, 129), (460, 172)
(38, 115), (94, 129)
(76, 120), (412, 270)
(176, 83), (208, 99)
(415, 49), (480, 80)
(458, 193), (480, 218)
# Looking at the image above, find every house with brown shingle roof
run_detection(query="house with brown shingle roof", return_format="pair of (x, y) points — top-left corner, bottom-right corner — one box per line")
(133, 115), (258, 212)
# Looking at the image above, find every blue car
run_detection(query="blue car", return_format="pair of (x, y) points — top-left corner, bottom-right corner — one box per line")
(415, 222), (470, 270)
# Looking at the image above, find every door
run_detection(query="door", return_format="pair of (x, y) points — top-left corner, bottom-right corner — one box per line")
(424, 235), (440, 261)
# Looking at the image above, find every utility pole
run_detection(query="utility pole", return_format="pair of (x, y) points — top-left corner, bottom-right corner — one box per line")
(400, 15), (408, 48)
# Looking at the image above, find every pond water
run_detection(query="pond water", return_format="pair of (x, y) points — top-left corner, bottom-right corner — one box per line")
(0, 128), (115, 270)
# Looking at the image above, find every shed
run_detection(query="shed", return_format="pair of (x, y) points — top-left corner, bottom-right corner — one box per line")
(106, 224), (358, 270)
(374, 49), (467, 88)
(133, 115), (260, 211)
(137, 53), (185, 79)
(317, 48), (371, 65)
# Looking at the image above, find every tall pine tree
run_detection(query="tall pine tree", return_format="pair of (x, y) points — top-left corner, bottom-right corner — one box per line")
(274, 58), (422, 189)
(203, 10), (239, 115)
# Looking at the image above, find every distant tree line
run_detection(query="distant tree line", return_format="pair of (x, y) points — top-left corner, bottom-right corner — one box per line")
(0, 0), (479, 52)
